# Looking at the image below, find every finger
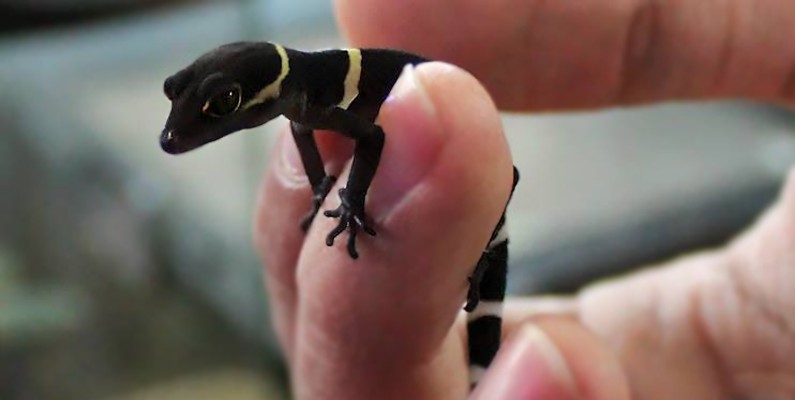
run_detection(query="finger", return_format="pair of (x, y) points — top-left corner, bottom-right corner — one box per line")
(499, 170), (795, 399)
(472, 318), (631, 400)
(497, 256), (790, 399)
(254, 128), (351, 362)
(292, 63), (514, 400)
(336, 0), (795, 110)
(576, 252), (748, 399)
(501, 297), (579, 330)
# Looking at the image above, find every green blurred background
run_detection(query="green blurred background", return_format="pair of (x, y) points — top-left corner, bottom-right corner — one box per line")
(2, 1), (795, 399)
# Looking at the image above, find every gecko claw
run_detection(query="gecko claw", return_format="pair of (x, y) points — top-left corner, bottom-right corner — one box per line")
(323, 187), (375, 259)
(354, 215), (377, 236)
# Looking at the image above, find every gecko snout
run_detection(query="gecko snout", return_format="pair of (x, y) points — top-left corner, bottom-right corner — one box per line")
(160, 129), (181, 154)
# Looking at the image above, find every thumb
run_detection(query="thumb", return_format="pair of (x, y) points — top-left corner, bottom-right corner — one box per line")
(472, 317), (631, 400)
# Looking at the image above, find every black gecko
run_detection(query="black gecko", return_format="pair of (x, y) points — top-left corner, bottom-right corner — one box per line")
(160, 41), (519, 388)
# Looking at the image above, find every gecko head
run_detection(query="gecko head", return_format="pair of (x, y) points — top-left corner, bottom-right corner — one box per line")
(160, 42), (288, 154)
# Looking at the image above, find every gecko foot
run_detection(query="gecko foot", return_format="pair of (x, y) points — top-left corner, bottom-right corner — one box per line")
(323, 187), (376, 259)
(300, 175), (337, 231)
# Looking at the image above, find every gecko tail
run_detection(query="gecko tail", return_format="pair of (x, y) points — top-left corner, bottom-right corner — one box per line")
(466, 166), (519, 389)
(467, 238), (508, 387)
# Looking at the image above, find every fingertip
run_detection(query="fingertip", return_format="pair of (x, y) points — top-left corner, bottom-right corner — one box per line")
(365, 63), (446, 215)
(475, 318), (630, 400)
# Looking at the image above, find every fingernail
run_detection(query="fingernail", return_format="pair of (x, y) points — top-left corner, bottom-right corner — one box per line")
(370, 63), (445, 216)
(388, 64), (436, 116)
(279, 130), (307, 183)
(473, 324), (578, 400)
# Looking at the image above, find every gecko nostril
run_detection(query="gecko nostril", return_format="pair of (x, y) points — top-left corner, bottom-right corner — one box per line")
(160, 129), (179, 153)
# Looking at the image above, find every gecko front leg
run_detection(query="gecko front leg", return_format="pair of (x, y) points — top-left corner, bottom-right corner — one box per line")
(322, 113), (382, 259)
(297, 107), (382, 259)
(290, 121), (337, 231)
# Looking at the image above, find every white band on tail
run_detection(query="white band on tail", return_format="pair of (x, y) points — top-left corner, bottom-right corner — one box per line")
(469, 365), (487, 386)
(488, 221), (508, 250)
(467, 300), (504, 321)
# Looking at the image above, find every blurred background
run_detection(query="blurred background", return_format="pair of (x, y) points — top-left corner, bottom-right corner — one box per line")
(2, 1), (795, 399)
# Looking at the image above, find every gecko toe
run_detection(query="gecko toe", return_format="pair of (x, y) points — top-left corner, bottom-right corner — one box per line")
(353, 215), (376, 236)
(300, 175), (338, 232)
(325, 218), (347, 246)
(347, 227), (359, 259)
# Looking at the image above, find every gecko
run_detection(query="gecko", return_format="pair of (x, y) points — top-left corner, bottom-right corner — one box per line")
(160, 41), (519, 388)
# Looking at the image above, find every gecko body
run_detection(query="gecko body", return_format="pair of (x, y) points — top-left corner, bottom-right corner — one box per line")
(160, 42), (519, 388)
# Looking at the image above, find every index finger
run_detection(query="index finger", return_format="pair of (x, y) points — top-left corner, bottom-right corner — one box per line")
(336, 0), (795, 110)
(292, 63), (513, 400)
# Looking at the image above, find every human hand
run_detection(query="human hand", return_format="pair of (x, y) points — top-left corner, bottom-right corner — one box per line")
(255, 1), (795, 399)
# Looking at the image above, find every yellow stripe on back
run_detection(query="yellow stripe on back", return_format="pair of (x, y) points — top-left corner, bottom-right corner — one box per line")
(243, 43), (290, 109)
(338, 48), (361, 109)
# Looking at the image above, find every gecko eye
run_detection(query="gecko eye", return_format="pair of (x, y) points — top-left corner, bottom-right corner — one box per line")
(203, 85), (242, 117)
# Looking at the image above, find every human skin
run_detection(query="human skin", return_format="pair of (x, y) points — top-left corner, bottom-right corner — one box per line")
(254, 0), (795, 399)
